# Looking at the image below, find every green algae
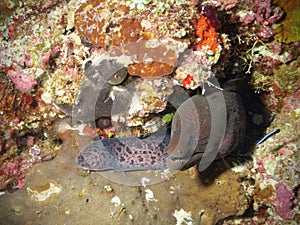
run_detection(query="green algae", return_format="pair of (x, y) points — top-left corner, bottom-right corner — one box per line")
(274, 0), (300, 43)
(162, 113), (174, 124)
(251, 71), (274, 93)
(274, 59), (300, 93)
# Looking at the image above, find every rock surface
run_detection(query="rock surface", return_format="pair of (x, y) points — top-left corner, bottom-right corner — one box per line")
(0, 133), (248, 225)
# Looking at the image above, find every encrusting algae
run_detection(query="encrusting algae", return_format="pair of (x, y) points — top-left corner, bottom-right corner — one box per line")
(74, 0), (197, 78)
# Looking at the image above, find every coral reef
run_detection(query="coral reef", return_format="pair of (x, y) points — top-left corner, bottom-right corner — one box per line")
(125, 78), (173, 124)
(0, 0), (78, 191)
(0, 0), (299, 224)
(174, 50), (215, 89)
(275, 182), (296, 220)
(74, 0), (197, 78)
(238, 0), (283, 39)
(75, 0), (197, 47)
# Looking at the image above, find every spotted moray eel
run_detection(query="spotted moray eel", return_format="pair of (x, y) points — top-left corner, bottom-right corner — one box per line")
(76, 88), (246, 171)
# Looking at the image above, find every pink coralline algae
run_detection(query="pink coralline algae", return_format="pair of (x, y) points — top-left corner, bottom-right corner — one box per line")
(215, 0), (238, 10)
(240, 12), (256, 24)
(41, 51), (51, 69)
(239, 0), (283, 39)
(256, 56), (281, 75)
(0, 147), (42, 190)
(275, 182), (296, 220)
(7, 69), (37, 92)
(254, 0), (283, 24)
(28, 146), (41, 162)
(40, 46), (60, 69)
(1, 158), (26, 190)
(257, 25), (276, 39)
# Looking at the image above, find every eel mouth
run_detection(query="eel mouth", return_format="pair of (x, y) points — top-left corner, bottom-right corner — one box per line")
(166, 155), (191, 170)
(167, 150), (206, 170)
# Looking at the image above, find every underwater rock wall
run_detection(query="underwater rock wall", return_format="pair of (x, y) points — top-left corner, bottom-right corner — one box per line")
(0, 0), (299, 224)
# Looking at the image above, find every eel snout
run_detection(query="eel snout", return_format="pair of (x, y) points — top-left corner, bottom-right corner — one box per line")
(166, 88), (246, 171)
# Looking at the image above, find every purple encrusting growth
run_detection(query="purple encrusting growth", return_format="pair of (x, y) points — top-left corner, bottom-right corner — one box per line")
(199, 4), (221, 30)
(275, 182), (296, 220)
(239, 0), (283, 39)
(254, 0), (283, 24)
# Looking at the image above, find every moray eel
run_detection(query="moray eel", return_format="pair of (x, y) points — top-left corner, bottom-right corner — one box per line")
(77, 131), (171, 171)
(76, 86), (246, 171)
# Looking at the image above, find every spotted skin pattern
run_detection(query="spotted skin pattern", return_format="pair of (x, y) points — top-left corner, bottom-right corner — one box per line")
(77, 133), (171, 171)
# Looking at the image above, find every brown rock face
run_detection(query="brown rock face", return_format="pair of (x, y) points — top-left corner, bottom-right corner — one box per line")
(74, 0), (195, 78)
(127, 62), (174, 78)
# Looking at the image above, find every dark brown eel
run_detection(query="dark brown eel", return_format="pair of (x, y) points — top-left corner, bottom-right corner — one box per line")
(76, 86), (246, 171)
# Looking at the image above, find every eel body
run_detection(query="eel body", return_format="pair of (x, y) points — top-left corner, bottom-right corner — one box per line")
(77, 88), (246, 171)
(77, 132), (171, 171)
